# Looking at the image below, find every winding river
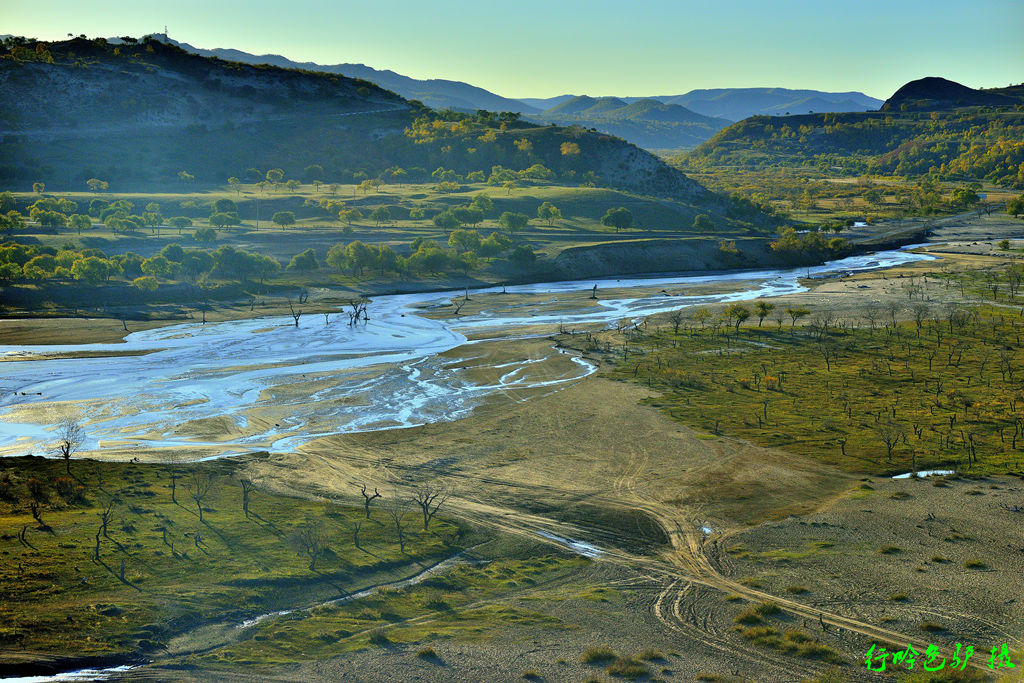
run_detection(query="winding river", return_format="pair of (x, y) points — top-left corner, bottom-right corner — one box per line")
(0, 247), (932, 460)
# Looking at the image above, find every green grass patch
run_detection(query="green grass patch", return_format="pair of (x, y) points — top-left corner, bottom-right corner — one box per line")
(607, 292), (1024, 478)
(0, 456), (463, 660)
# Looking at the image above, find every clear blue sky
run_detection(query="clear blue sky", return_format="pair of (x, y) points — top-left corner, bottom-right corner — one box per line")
(4, 0), (1022, 99)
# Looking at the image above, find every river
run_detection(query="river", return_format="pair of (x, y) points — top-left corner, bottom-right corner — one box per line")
(0, 247), (932, 460)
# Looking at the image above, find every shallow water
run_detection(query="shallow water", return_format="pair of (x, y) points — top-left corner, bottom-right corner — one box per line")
(0, 247), (933, 459)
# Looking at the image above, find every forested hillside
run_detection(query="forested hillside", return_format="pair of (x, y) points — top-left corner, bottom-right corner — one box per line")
(0, 36), (724, 207)
(685, 86), (1024, 188)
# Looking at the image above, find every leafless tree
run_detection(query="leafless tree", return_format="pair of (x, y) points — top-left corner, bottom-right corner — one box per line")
(288, 299), (301, 327)
(54, 417), (84, 475)
(385, 494), (411, 552)
(347, 299), (368, 325)
(186, 471), (215, 523)
(288, 515), (330, 570)
(876, 422), (905, 462)
(359, 484), (381, 518)
(668, 309), (685, 335)
(411, 483), (451, 530)
(238, 478), (256, 518)
(351, 519), (364, 550)
(98, 494), (116, 538)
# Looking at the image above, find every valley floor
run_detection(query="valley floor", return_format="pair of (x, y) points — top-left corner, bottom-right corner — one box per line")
(3, 212), (1024, 681)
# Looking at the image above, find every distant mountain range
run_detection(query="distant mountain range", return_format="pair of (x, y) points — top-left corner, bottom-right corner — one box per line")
(112, 35), (882, 150)
(523, 89), (882, 122)
(530, 96), (732, 150)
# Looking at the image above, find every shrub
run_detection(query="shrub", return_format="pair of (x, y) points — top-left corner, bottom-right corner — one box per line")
(606, 657), (649, 679)
(367, 629), (389, 645)
(919, 621), (946, 632)
(963, 559), (986, 569)
(581, 646), (617, 664)
(878, 545), (901, 554)
(416, 647), (439, 661)
(734, 608), (763, 625)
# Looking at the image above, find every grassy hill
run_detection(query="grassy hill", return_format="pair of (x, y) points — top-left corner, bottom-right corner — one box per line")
(0, 35), (734, 208)
(683, 79), (1024, 187)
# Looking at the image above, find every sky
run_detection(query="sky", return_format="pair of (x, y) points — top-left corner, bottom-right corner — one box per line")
(3, 0), (1023, 100)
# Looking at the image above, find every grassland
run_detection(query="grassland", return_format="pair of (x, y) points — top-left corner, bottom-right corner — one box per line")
(602, 272), (1024, 478)
(0, 454), (468, 674)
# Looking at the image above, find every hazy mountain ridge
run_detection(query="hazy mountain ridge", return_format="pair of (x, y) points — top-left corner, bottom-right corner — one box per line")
(0, 36), (731, 210)
(138, 34), (541, 115)
(534, 96), (732, 150)
(523, 88), (883, 122)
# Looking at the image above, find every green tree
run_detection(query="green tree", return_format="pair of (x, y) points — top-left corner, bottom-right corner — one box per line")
(141, 255), (178, 280)
(433, 210), (461, 230)
(0, 192), (15, 212)
(1007, 195), (1024, 218)
(448, 229), (481, 253)
(30, 208), (67, 230)
(177, 170), (194, 183)
(537, 201), (562, 226)
(271, 211), (296, 227)
(338, 208), (362, 225)
(509, 244), (536, 265)
(498, 211), (529, 233)
(32, 182), (44, 194)
(266, 168), (285, 186)
(133, 276), (158, 291)
(376, 244), (398, 275)
(601, 207), (633, 233)
(169, 216), (193, 234)
(160, 243), (185, 263)
(478, 232), (512, 257)
(692, 214), (714, 231)
(288, 248), (319, 271)
(85, 178), (109, 192)
(725, 303), (750, 332)
(369, 206), (392, 226)
(753, 301), (775, 327)
(228, 177), (241, 194)
(209, 212), (238, 228)
(193, 227), (217, 242)
(71, 256), (112, 285)
(470, 193), (494, 216)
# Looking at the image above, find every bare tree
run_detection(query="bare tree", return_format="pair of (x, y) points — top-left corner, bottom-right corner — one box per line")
(668, 309), (685, 335)
(351, 519), (363, 550)
(238, 478), (256, 518)
(288, 514), (330, 570)
(385, 494), (410, 553)
(54, 417), (84, 475)
(359, 484), (381, 518)
(411, 483), (451, 530)
(185, 471), (215, 523)
(288, 299), (302, 327)
(876, 422), (905, 463)
(98, 494), (116, 538)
